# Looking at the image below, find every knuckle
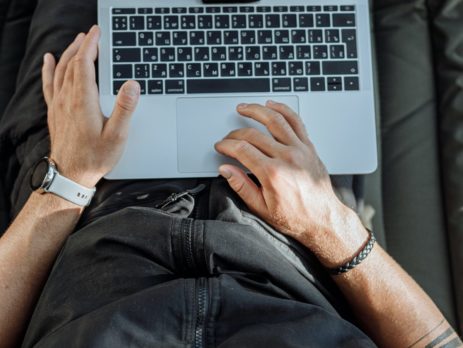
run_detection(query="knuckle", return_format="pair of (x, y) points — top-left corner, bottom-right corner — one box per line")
(235, 140), (251, 153)
(284, 148), (304, 165)
(116, 95), (135, 112)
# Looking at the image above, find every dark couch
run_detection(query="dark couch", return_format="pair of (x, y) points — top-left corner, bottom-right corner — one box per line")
(0, 0), (462, 335)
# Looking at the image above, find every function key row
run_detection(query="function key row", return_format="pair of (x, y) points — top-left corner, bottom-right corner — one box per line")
(112, 6), (356, 15)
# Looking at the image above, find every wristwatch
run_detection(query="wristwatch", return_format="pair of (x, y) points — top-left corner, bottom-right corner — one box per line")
(30, 157), (96, 207)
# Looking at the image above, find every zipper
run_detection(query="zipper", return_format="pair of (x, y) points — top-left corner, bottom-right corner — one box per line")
(194, 278), (209, 348)
(155, 184), (206, 209)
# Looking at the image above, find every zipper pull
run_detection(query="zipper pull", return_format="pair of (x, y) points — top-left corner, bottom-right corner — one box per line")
(155, 184), (207, 209)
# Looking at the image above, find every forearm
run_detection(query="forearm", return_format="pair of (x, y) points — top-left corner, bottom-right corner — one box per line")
(305, 207), (462, 348)
(0, 192), (83, 348)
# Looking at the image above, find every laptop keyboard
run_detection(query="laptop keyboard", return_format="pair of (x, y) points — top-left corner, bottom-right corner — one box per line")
(110, 5), (359, 95)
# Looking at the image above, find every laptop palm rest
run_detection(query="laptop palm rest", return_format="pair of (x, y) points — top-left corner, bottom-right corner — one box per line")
(176, 96), (300, 174)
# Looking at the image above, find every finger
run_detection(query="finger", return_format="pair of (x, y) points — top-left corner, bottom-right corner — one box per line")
(74, 25), (101, 93)
(225, 128), (285, 158)
(219, 164), (267, 215)
(265, 100), (312, 145)
(237, 103), (300, 146)
(53, 33), (86, 92)
(215, 138), (269, 181)
(104, 80), (140, 142)
(42, 53), (56, 106)
(62, 56), (76, 92)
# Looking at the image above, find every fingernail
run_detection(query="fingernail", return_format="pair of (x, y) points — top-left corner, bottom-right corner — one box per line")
(237, 103), (248, 109)
(267, 100), (276, 105)
(219, 167), (232, 179)
(123, 81), (140, 97)
(43, 53), (48, 64)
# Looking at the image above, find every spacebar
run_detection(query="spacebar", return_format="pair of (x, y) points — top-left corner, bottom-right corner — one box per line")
(187, 78), (271, 94)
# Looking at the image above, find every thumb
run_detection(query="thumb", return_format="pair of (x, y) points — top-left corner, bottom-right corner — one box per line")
(219, 165), (266, 213)
(104, 80), (140, 138)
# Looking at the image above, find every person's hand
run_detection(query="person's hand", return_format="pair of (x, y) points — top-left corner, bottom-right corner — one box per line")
(42, 25), (140, 188)
(215, 101), (361, 253)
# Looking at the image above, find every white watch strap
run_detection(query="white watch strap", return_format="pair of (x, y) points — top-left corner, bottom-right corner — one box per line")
(47, 172), (96, 207)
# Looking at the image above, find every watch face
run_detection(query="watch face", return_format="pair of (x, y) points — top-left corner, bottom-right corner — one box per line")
(30, 158), (51, 191)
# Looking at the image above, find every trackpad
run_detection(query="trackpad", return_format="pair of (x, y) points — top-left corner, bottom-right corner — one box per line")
(176, 96), (299, 174)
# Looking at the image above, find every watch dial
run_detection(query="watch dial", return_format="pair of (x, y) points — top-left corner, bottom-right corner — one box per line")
(30, 159), (50, 190)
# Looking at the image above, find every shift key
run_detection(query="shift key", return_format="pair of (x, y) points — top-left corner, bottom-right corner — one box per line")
(323, 61), (358, 75)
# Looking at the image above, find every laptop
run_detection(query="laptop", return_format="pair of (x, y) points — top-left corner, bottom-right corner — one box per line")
(98, 0), (377, 179)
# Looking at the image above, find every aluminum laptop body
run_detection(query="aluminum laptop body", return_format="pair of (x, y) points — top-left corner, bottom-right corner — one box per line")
(98, 0), (377, 179)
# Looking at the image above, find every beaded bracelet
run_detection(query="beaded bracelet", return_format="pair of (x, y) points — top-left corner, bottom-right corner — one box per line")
(329, 229), (376, 276)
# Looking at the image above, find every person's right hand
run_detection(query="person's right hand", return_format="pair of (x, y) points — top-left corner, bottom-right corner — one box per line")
(42, 25), (140, 188)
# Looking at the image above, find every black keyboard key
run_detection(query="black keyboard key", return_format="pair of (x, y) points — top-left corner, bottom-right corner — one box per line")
(221, 62), (236, 77)
(211, 46), (227, 61)
(307, 6), (322, 12)
(172, 7), (187, 14)
(258, 30), (273, 44)
(293, 77), (309, 91)
(136, 80), (146, 95)
(238, 62), (253, 76)
(113, 32), (136, 46)
(187, 63), (202, 78)
(138, 32), (154, 46)
(327, 77), (343, 91)
(257, 6), (271, 13)
(311, 77), (326, 91)
(229, 46), (244, 60)
(188, 78), (271, 94)
(273, 78), (291, 92)
(289, 61), (304, 75)
(325, 29), (340, 43)
(316, 14), (331, 27)
(266, 14), (280, 28)
(255, 62), (270, 76)
(112, 16), (128, 30)
(232, 15), (247, 28)
(240, 6), (255, 13)
(342, 29), (358, 58)
(190, 31), (206, 45)
(160, 47), (175, 62)
(296, 45), (311, 59)
(275, 30), (290, 44)
(306, 61), (321, 75)
(198, 15), (213, 29)
(215, 15), (230, 29)
(173, 31), (188, 45)
(169, 64), (185, 78)
(330, 45), (345, 59)
(223, 6), (238, 13)
(147, 16), (162, 30)
(138, 8), (153, 14)
(290, 6), (305, 12)
(155, 8), (170, 14)
(324, 5), (339, 11)
(166, 80), (185, 94)
(130, 16), (144, 30)
(323, 61), (358, 75)
(341, 5), (356, 11)
(291, 30), (306, 44)
(204, 63), (220, 77)
(249, 14), (264, 28)
(263, 46), (278, 60)
(114, 48), (141, 62)
(148, 80), (163, 94)
(206, 7), (221, 14)
(143, 48), (158, 62)
(164, 16), (179, 30)
(282, 14), (297, 28)
(112, 8), (135, 15)
(195, 47), (210, 61)
(189, 7), (204, 14)
(313, 45), (328, 59)
(224, 31), (240, 45)
(177, 47), (193, 61)
(333, 14), (356, 27)
(344, 76), (359, 90)
(246, 46), (261, 60)
(207, 31), (222, 45)
(308, 30), (323, 43)
(299, 14), (314, 28)
(272, 62), (287, 76)
(113, 64), (132, 79)
(152, 64), (167, 78)
(113, 80), (125, 94)
(273, 6), (288, 12)
(241, 30), (256, 45)
(135, 64), (150, 78)
(181, 15), (196, 29)
(156, 32), (171, 46)
(279, 45), (294, 60)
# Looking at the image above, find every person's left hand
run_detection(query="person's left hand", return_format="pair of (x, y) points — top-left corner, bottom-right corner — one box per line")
(42, 25), (140, 188)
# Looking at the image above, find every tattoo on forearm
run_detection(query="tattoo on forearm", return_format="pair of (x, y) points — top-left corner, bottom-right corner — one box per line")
(409, 320), (463, 348)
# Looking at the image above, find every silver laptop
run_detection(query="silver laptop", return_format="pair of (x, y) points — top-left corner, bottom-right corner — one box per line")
(98, 0), (377, 179)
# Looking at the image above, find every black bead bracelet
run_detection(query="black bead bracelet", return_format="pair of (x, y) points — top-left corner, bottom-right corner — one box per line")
(329, 229), (376, 276)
